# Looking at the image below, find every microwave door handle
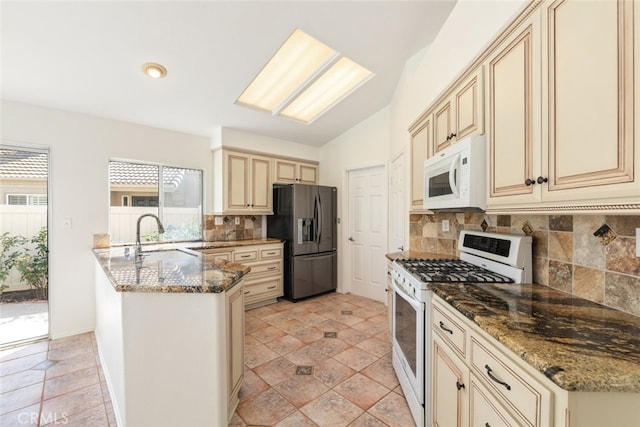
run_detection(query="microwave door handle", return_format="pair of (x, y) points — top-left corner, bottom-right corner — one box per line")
(449, 153), (460, 197)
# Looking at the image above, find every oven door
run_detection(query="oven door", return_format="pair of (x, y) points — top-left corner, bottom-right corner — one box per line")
(392, 277), (425, 403)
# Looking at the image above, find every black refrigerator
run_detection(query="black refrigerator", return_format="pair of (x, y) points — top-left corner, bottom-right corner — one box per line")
(267, 184), (337, 301)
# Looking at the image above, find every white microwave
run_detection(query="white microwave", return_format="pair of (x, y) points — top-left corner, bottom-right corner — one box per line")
(423, 135), (486, 211)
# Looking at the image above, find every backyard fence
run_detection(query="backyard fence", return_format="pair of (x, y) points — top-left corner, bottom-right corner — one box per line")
(1, 206), (201, 292)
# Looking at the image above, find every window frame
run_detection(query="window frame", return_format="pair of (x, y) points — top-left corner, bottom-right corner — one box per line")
(108, 160), (204, 244)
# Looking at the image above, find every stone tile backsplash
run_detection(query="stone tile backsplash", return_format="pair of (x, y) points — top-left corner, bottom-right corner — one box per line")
(409, 213), (640, 317)
(203, 215), (263, 242)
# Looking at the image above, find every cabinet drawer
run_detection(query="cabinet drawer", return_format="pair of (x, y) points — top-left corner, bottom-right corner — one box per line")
(233, 250), (258, 263)
(471, 337), (550, 427)
(243, 277), (282, 299)
(200, 250), (232, 261)
(248, 261), (281, 275)
(260, 247), (282, 260)
(470, 376), (520, 427)
(433, 303), (467, 358)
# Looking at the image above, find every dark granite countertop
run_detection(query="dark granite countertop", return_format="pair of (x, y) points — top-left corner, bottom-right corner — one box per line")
(431, 282), (640, 393)
(94, 243), (252, 293)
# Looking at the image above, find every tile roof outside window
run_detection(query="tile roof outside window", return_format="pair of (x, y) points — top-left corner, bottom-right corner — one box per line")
(0, 149), (47, 179)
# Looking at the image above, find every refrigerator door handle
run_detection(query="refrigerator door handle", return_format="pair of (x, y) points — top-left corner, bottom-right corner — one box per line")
(317, 192), (323, 244)
(313, 193), (319, 242)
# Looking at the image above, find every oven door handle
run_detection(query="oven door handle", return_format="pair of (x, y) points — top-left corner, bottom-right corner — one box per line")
(392, 279), (424, 311)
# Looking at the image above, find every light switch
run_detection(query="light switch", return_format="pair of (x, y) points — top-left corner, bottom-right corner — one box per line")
(214, 217), (223, 226)
(235, 217), (240, 225)
(442, 220), (450, 232)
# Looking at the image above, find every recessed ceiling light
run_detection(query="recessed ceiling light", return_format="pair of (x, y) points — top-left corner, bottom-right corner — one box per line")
(142, 62), (167, 79)
(235, 29), (374, 125)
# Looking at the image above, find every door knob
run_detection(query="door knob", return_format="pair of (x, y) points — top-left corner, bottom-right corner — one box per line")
(348, 237), (355, 242)
(525, 178), (536, 186)
(536, 176), (548, 184)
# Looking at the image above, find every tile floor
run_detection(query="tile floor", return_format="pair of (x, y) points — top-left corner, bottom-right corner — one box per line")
(231, 292), (415, 426)
(0, 292), (415, 427)
(0, 333), (116, 426)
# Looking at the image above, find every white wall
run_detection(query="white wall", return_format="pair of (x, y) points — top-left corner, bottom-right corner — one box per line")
(212, 127), (320, 161)
(1, 100), (212, 339)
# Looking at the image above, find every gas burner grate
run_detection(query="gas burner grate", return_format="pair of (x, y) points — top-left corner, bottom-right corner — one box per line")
(395, 258), (513, 284)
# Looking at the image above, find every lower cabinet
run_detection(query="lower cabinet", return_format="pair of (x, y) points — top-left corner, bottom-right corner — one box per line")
(433, 334), (468, 427)
(233, 243), (283, 309)
(226, 279), (244, 418)
(432, 295), (640, 427)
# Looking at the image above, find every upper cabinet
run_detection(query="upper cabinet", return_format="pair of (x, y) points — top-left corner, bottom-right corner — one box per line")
(486, 0), (640, 212)
(409, 115), (432, 211)
(486, 9), (542, 207)
(213, 149), (273, 214)
(433, 67), (485, 153)
(213, 148), (320, 214)
(273, 159), (318, 184)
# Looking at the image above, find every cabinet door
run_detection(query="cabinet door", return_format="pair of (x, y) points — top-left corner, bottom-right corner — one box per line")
(433, 100), (453, 153)
(410, 116), (432, 210)
(487, 11), (542, 208)
(455, 67), (484, 140)
(226, 281), (244, 412)
(251, 156), (272, 210)
(274, 159), (297, 183)
(225, 152), (250, 211)
(433, 336), (468, 427)
(541, 0), (637, 203)
(298, 163), (318, 184)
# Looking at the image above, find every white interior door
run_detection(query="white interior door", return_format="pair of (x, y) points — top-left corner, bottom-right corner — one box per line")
(389, 153), (405, 253)
(347, 165), (387, 302)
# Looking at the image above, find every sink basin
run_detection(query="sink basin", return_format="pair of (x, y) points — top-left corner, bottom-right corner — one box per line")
(138, 249), (198, 262)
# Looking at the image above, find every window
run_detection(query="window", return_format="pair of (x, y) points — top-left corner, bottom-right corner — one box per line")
(7, 194), (47, 205)
(109, 161), (203, 244)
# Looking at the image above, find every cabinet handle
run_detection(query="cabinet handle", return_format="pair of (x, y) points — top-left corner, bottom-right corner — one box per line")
(485, 424), (491, 427)
(536, 176), (548, 184)
(267, 266), (277, 270)
(267, 285), (276, 290)
(456, 381), (465, 390)
(525, 178), (536, 186)
(240, 254), (252, 258)
(485, 365), (511, 390)
(439, 321), (454, 335)
(244, 290), (251, 295)
(265, 251), (276, 255)
(451, 132), (456, 139)
(246, 204), (250, 207)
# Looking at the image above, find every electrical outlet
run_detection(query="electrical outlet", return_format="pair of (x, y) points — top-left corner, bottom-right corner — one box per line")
(442, 219), (450, 232)
(636, 228), (640, 257)
(214, 216), (223, 226)
(234, 217), (240, 225)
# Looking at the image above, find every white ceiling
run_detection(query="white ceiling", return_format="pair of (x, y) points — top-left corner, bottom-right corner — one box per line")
(1, 1), (456, 146)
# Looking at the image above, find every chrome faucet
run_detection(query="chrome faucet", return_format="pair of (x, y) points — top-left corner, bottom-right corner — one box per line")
(135, 213), (165, 263)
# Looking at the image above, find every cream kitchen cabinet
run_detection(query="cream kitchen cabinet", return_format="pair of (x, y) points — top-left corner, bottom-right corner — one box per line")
(212, 149), (272, 214)
(233, 242), (283, 309)
(408, 114), (432, 211)
(433, 66), (485, 154)
(225, 277), (244, 418)
(486, 7), (542, 208)
(433, 295), (552, 427)
(433, 294), (640, 427)
(487, 0), (640, 212)
(273, 158), (318, 184)
(433, 334), (469, 427)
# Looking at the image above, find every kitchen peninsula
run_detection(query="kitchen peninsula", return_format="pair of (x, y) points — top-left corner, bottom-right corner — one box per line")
(93, 243), (253, 427)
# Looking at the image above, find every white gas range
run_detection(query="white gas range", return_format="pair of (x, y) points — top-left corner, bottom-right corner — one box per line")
(390, 230), (532, 427)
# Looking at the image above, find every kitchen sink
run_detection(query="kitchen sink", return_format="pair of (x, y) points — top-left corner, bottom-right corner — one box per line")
(137, 249), (198, 262)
